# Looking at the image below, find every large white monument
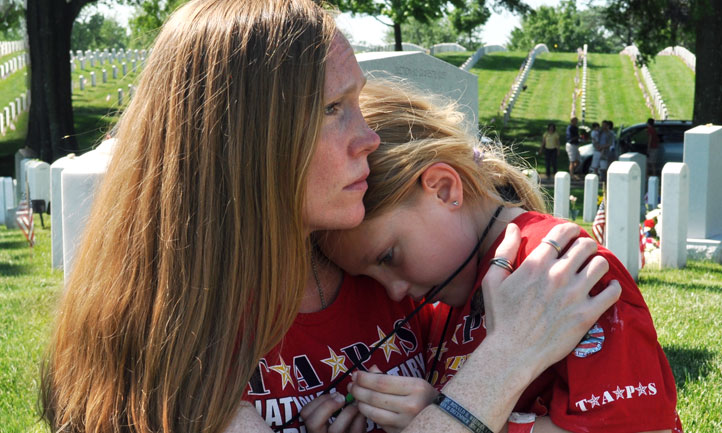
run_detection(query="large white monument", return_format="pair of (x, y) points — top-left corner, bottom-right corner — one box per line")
(356, 51), (478, 130)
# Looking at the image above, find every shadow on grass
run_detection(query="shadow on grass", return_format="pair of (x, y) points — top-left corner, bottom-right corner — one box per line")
(639, 274), (722, 294)
(0, 239), (30, 249)
(73, 105), (122, 153)
(663, 345), (716, 391)
(0, 261), (30, 276)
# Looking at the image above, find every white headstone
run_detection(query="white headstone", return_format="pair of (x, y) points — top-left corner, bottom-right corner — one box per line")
(61, 139), (117, 281)
(619, 152), (647, 212)
(102, 68), (107, 83)
(25, 159), (50, 206)
(583, 173), (599, 222)
(606, 161), (641, 280)
(553, 171), (570, 219)
(356, 51), (479, 129)
(683, 125), (722, 239)
(0, 113), (4, 135)
(112, 65), (118, 79)
(660, 163), (689, 268)
(91, 71), (96, 87)
(122, 62), (127, 75)
(9, 101), (16, 120)
(79, 75), (85, 91)
(0, 177), (14, 225)
(50, 154), (77, 269)
(132, 59), (137, 73)
(118, 88), (123, 105)
(647, 176), (660, 207)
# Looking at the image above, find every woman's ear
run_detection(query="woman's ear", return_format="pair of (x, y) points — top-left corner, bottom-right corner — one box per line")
(420, 162), (464, 207)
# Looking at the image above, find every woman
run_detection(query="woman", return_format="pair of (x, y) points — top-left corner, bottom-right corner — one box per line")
(539, 123), (559, 177)
(41, 1), (620, 432)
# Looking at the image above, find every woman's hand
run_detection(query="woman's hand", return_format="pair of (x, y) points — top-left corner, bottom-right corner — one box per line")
(299, 392), (367, 433)
(348, 365), (438, 433)
(482, 222), (621, 378)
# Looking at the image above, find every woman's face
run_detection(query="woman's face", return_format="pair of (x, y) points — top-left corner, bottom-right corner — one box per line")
(303, 34), (380, 233)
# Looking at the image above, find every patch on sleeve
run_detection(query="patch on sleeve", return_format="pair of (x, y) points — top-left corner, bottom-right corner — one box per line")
(574, 322), (605, 358)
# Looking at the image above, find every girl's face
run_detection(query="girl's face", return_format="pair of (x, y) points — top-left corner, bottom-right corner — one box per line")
(320, 189), (480, 307)
(303, 34), (380, 233)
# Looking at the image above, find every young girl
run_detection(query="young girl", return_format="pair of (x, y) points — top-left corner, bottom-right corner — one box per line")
(319, 82), (682, 433)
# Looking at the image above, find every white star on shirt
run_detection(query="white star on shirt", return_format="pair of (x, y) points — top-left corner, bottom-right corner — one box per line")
(320, 347), (348, 381)
(373, 326), (402, 362)
(268, 356), (294, 390)
(636, 382), (648, 395)
(588, 394), (600, 408)
(613, 386), (626, 399)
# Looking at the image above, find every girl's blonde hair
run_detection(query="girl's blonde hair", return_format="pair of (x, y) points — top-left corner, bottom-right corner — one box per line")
(41, 0), (335, 432)
(359, 81), (546, 220)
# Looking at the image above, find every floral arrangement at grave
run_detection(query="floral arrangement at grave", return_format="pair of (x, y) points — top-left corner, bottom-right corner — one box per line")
(569, 195), (579, 220)
(641, 206), (661, 266)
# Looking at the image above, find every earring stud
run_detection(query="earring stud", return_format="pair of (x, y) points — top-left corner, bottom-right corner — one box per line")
(452, 200), (459, 206)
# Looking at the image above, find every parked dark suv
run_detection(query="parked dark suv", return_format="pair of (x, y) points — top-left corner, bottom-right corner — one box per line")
(578, 120), (694, 174)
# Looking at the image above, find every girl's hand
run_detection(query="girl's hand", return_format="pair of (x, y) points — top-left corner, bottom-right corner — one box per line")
(481, 222), (621, 378)
(349, 365), (438, 433)
(299, 392), (367, 433)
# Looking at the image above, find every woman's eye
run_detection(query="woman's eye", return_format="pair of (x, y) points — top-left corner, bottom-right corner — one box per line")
(378, 248), (393, 266)
(324, 102), (340, 116)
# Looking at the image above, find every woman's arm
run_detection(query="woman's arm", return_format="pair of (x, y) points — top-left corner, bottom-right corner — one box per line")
(402, 223), (621, 433)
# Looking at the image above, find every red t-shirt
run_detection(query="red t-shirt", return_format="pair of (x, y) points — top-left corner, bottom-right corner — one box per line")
(427, 212), (682, 432)
(243, 273), (434, 432)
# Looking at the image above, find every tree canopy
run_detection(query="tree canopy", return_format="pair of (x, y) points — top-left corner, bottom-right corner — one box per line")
(508, 0), (620, 53)
(71, 12), (128, 50)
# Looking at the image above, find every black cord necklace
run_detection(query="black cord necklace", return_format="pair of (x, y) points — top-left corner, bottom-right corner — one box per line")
(273, 205), (504, 431)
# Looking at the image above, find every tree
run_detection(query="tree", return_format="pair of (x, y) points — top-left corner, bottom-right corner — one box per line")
(508, 1), (618, 53)
(331, 0), (447, 51)
(71, 12), (128, 51)
(384, 16), (460, 48)
(0, 0), (24, 39)
(603, 0), (722, 125)
(448, 0), (491, 50)
(25, 0), (162, 163)
(128, 0), (187, 48)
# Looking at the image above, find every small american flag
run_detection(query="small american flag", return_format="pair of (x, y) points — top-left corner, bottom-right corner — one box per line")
(15, 180), (34, 247)
(592, 200), (605, 246)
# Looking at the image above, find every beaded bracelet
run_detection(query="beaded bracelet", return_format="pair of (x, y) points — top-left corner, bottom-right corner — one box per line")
(432, 392), (494, 433)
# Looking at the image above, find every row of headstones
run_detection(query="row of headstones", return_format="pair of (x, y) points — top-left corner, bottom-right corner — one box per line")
(0, 91), (29, 135)
(0, 40), (24, 57)
(0, 54), (26, 80)
(459, 44), (507, 72)
(3, 139), (117, 283)
(70, 48), (148, 68)
(429, 43), (467, 55)
(657, 46), (696, 73)
(352, 42), (428, 53)
(548, 124), (722, 278)
(74, 63), (138, 89)
(580, 44), (588, 123)
(502, 43), (549, 125)
(621, 45), (668, 120)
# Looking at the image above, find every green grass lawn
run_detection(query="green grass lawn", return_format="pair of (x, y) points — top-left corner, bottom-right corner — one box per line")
(2, 220), (721, 430)
(647, 55), (695, 120)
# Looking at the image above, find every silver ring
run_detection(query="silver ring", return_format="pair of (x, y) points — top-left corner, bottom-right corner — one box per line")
(490, 257), (514, 273)
(542, 238), (562, 258)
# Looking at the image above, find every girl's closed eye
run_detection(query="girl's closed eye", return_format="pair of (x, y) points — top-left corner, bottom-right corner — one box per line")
(378, 248), (394, 266)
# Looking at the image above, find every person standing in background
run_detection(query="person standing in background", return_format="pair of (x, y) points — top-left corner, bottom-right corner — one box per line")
(539, 123), (560, 178)
(647, 118), (660, 176)
(565, 117), (581, 179)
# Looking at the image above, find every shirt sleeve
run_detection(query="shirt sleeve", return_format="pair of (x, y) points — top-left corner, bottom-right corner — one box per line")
(546, 239), (680, 432)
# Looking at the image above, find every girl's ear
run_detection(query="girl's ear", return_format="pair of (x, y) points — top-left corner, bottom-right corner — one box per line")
(420, 162), (464, 207)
